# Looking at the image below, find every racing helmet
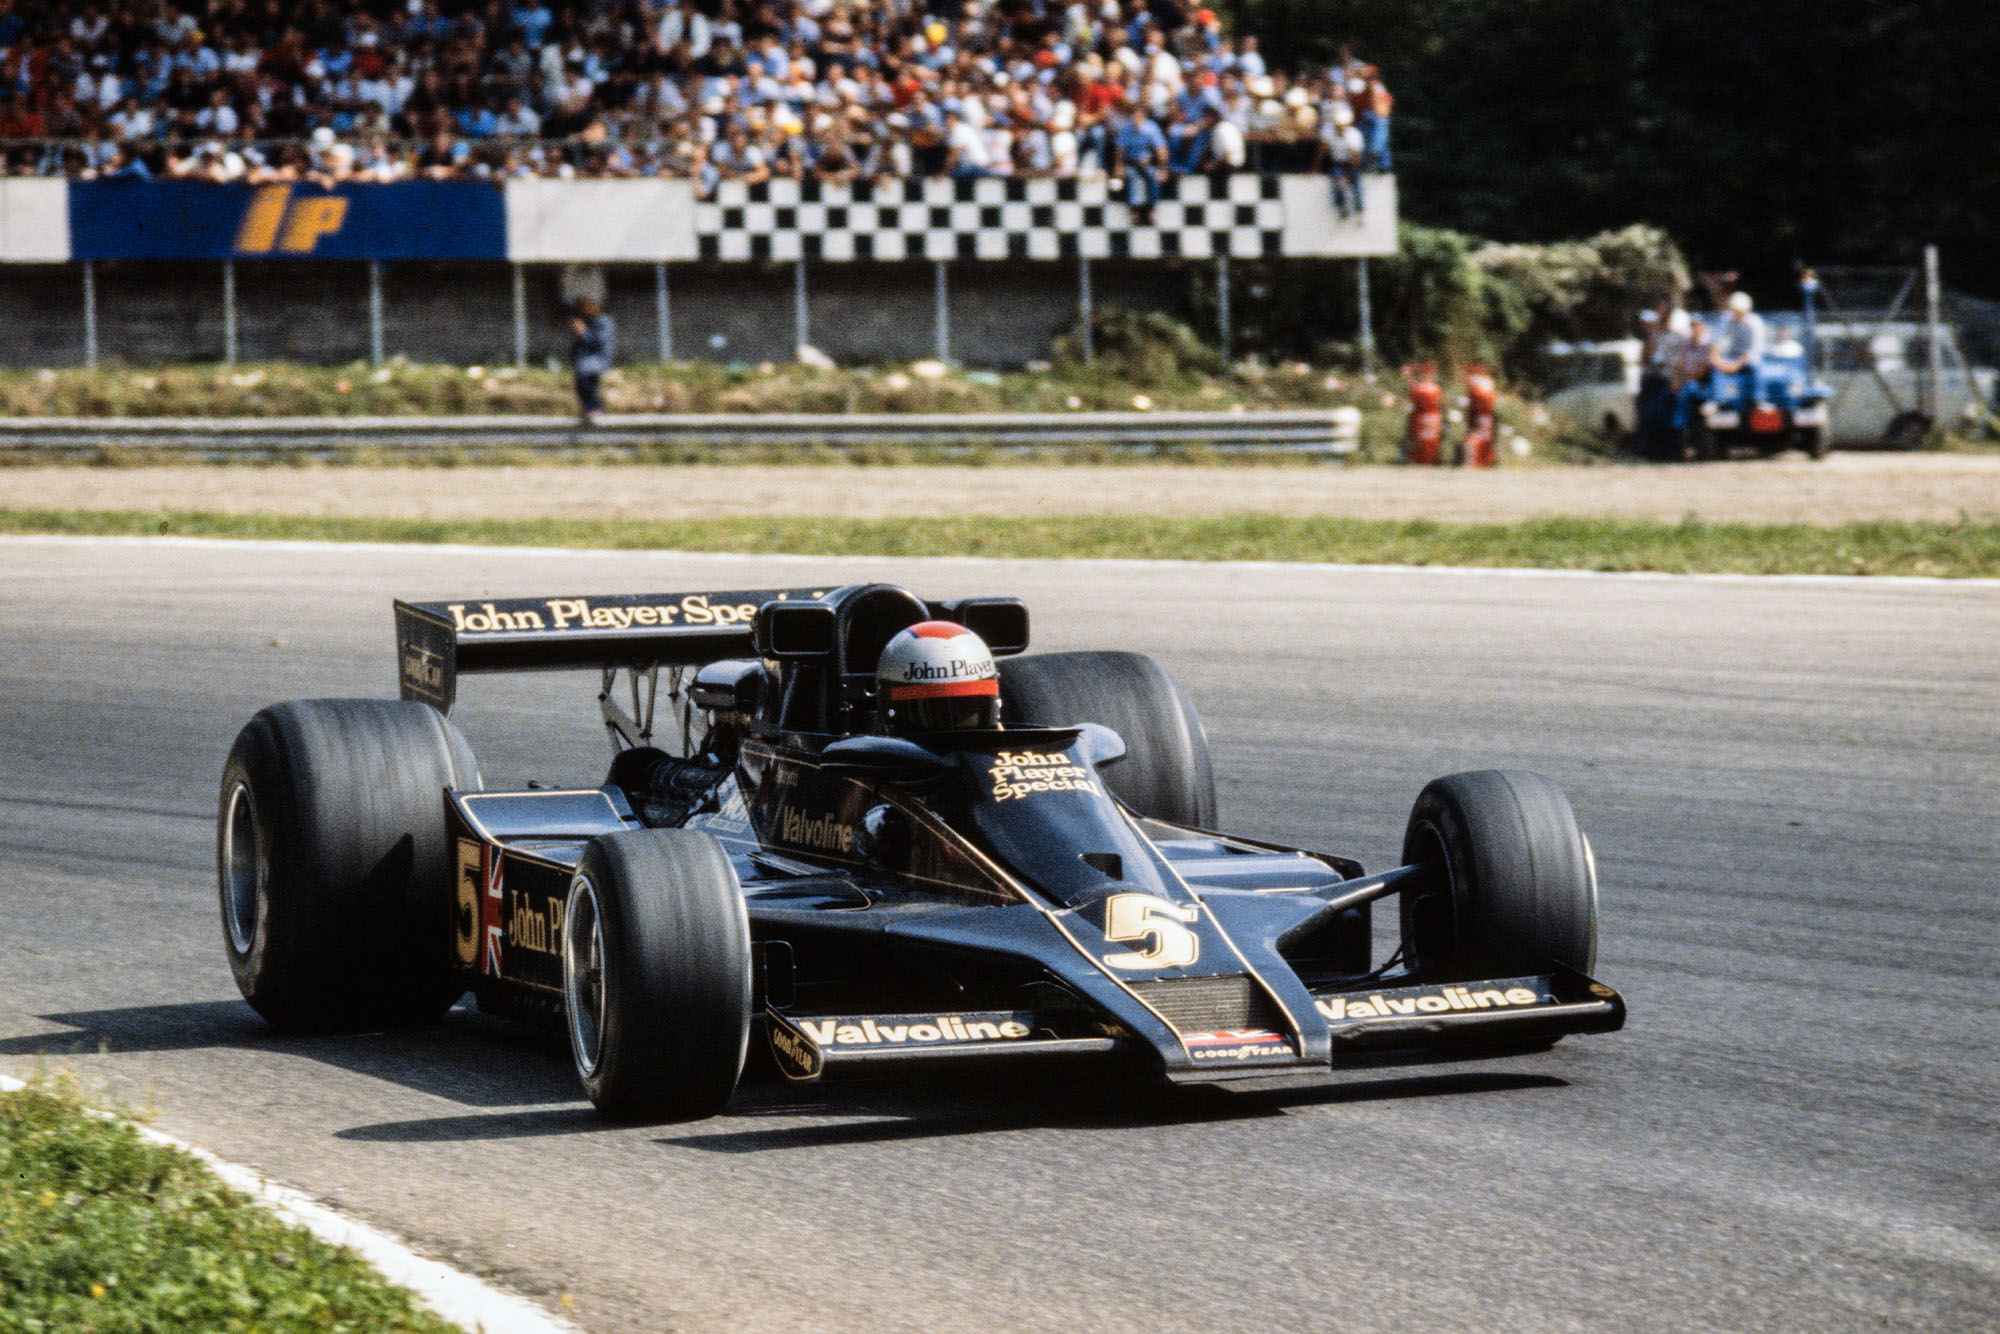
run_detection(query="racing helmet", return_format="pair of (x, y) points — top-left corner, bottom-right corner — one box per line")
(876, 620), (1001, 734)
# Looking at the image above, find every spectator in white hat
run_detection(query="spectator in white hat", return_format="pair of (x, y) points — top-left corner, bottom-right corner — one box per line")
(1712, 291), (1767, 419)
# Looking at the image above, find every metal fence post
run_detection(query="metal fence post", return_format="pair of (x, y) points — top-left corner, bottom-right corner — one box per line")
(1079, 256), (1094, 366)
(1216, 254), (1231, 361)
(81, 260), (98, 370)
(222, 260), (237, 365)
(511, 263), (528, 368)
(1923, 244), (1943, 423)
(655, 261), (672, 362)
(794, 258), (809, 352)
(1356, 256), (1375, 373)
(367, 261), (384, 367)
(934, 261), (949, 362)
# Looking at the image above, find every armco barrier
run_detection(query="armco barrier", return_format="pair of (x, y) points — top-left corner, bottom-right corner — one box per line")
(0, 411), (1361, 455)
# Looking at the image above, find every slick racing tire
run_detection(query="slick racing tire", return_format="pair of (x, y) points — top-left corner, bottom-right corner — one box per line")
(997, 650), (1218, 827)
(218, 698), (480, 1031)
(564, 829), (752, 1122)
(1399, 770), (1597, 982)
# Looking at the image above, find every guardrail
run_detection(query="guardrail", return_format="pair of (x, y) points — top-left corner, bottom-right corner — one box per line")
(0, 410), (1362, 456)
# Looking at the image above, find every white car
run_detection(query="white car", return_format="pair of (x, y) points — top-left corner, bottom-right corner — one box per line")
(1542, 340), (1642, 442)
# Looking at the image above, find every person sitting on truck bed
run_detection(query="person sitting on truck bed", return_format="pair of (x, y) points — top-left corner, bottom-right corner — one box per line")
(1711, 292), (1767, 419)
(1672, 315), (1715, 443)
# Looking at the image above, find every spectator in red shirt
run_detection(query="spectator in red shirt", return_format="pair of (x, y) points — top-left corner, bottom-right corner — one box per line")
(0, 93), (45, 139)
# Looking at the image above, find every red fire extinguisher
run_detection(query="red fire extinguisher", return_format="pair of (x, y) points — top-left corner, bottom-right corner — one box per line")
(1462, 364), (1496, 468)
(1404, 363), (1443, 465)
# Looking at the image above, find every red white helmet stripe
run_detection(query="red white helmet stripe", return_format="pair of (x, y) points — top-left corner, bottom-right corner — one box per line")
(889, 677), (1001, 701)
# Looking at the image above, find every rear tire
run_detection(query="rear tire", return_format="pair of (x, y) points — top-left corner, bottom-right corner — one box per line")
(997, 650), (1218, 826)
(1399, 770), (1597, 982)
(218, 699), (480, 1031)
(1802, 426), (1829, 459)
(564, 829), (751, 1122)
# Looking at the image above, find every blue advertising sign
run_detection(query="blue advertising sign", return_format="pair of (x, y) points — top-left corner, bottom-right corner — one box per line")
(69, 181), (506, 261)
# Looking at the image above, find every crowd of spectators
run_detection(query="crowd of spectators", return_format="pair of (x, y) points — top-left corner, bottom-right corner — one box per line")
(0, 0), (1392, 200)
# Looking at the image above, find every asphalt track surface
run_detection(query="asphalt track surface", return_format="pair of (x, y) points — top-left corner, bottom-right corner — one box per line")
(1, 536), (1994, 1333)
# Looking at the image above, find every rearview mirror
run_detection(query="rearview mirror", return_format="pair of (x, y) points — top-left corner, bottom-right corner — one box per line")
(690, 660), (767, 713)
(755, 601), (836, 659)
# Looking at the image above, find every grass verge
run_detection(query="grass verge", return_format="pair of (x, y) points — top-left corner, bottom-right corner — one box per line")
(4, 507), (1995, 577)
(0, 1074), (461, 1333)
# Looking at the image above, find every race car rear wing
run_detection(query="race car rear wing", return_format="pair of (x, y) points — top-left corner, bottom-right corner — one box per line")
(394, 588), (829, 713)
(394, 586), (1032, 715)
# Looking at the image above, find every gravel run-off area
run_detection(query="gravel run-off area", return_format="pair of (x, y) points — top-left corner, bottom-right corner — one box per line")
(5, 453), (1998, 525)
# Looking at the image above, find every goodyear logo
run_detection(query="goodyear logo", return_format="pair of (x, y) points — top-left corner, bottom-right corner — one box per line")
(234, 185), (350, 255)
(1185, 1029), (1293, 1062)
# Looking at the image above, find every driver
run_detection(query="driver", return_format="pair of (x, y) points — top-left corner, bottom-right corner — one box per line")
(876, 621), (1001, 734)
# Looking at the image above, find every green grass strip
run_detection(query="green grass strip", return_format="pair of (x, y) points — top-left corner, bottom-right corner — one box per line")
(3, 507), (1996, 577)
(0, 1076), (462, 1332)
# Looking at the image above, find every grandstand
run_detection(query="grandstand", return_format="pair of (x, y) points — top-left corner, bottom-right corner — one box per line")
(0, 1), (1392, 189)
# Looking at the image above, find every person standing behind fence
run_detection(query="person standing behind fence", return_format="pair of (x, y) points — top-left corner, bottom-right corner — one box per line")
(1635, 297), (1688, 461)
(1112, 98), (1167, 225)
(570, 298), (615, 426)
(1359, 68), (1393, 171)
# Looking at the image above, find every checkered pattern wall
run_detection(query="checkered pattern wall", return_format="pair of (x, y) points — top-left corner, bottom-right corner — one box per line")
(0, 176), (1393, 264)
(694, 174), (1292, 263)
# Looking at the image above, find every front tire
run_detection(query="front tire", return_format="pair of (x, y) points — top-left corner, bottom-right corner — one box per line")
(997, 650), (1217, 826)
(218, 699), (480, 1031)
(564, 829), (751, 1122)
(1399, 770), (1597, 982)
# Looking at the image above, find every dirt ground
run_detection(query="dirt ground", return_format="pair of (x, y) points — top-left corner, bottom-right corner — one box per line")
(6, 452), (1998, 525)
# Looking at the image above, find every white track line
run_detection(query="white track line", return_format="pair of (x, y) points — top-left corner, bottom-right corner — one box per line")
(0, 1072), (576, 1334)
(3, 532), (1997, 588)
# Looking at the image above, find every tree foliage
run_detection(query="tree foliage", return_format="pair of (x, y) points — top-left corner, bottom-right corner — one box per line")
(1227, 0), (2000, 299)
(1177, 223), (1681, 369)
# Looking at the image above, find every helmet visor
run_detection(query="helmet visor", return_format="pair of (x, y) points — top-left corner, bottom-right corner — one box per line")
(897, 693), (1001, 733)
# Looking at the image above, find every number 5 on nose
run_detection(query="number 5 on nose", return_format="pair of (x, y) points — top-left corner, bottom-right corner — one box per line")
(1102, 893), (1201, 970)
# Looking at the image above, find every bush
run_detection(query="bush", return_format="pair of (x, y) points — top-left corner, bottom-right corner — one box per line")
(1474, 223), (1691, 375)
(1053, 308), (1224, 385)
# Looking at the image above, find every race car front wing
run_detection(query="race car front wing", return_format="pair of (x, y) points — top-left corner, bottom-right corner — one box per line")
(762, 965), (1624, 1082)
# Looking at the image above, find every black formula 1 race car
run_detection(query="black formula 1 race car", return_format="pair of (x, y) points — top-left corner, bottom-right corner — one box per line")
(218, 582), (1624, 1121)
